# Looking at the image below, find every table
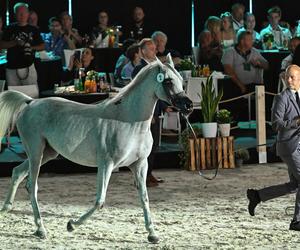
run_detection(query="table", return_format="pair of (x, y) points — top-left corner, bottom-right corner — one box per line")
(92, 48), (122, 73)
(34, 56), (63, 92)
(40, 90), (109, 104)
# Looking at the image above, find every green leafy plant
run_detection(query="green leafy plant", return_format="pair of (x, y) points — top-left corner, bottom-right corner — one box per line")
(178, 124), (202, 169)
(216, 109), (233, 124)
(235, 148), (250, 161)
(200, 75), (223, 123)
(178, 59), (195, 71)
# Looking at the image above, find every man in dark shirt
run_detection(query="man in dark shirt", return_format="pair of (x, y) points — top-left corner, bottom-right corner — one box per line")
(124, 6), (152, 42)
(0, 2), (44, 97)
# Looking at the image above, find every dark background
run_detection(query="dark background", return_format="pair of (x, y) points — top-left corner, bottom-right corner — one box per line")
(3, 0), (300, 55)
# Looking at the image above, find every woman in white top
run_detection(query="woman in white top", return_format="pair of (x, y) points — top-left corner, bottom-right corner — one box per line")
(220, 12), (236, 49)
(238, 12), (261, 49)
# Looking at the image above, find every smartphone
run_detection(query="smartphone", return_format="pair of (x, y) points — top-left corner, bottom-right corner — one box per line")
(74, 50), (81, 61)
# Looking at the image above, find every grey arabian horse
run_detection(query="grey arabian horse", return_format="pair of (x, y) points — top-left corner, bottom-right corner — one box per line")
(0, 55), (193, 243)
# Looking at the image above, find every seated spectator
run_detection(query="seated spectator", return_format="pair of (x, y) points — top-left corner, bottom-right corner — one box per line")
(281, 37), (300, 71)
(279, 38), (300, 88)
(62, 47), (95, 82)
(90, 10), (109, 47)
(220, 12), (236, 49)
(151, 31), (181, 66)
(292, 44), (300, 67)
(222, 30), (269, 94)
(124, 6), (153, 41)
(238, 12), (261, 49)
(114, 38), (136, 83)
(60, 11), (82, 47)
(121, 44), (141, 80)
(198, 16), (223, 71)
(42, 17), (76, 57)
(260, 6), (292, 49)
(28, 10), (38, 28)
(132, 38), (157, 78)
(231, 3), (245, 32)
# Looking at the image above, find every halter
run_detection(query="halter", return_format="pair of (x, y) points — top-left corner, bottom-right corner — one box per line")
(159, 68), (193, 116)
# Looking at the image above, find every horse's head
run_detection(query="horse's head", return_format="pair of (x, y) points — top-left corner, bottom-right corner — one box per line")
(154, 54), (193, 116)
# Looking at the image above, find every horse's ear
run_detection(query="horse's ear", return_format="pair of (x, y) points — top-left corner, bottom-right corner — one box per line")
(166, 53), (174, 68)
(155, 56), (164, 68)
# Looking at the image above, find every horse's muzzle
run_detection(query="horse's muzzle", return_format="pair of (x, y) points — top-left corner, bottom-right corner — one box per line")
(171, 93), (193, 116)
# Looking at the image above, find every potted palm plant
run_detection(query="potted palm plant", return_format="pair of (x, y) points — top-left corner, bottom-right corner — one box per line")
(216, 109), (233, 137)
(200, 75), (223, 138)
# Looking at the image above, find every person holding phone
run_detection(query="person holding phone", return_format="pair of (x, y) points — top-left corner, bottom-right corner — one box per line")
(62, 47), (95, 82)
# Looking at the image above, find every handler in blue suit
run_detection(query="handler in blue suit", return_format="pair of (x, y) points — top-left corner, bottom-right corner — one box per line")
(247, 65), (300, 231)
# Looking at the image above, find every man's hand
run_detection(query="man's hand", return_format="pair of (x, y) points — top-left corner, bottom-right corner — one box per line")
(164, 107), (173, 113)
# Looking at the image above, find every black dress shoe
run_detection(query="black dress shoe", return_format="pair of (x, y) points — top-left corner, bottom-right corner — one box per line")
(289, 220), (300, 231)
(247, 189), (261, 216)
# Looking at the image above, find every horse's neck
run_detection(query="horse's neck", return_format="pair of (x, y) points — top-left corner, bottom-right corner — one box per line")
(119, 78), (157, 121)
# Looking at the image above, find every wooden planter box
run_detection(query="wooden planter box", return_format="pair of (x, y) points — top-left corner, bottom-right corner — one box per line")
(189, 136), (235, 170)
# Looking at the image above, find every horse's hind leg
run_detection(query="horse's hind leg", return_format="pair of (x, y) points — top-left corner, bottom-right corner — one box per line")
(131, 158), (159, 244)
(1, 146), (58, 213)
(1, 160), (29, 212)
(67, 162), (113, 231)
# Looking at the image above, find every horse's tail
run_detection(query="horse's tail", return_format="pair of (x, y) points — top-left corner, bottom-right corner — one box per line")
(0, 90), (32, 141)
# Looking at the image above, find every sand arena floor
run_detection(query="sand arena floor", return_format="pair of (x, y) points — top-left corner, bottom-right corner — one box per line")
(0, 163), (299, 249)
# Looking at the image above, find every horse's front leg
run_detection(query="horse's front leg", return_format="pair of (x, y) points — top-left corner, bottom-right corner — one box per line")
(131, 158), (159, 244)
(67, 161), (113, 231)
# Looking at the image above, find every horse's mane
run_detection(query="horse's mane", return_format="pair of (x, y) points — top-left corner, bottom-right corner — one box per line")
(109, 61), (161, 103)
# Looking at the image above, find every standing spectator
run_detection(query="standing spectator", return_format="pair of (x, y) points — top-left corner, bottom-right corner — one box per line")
(260, 6), (292, 49)
(238, 12), (261, 49)
(0, 2), (45, 97)
(151, 31), (181, 66)
(121, 44), (141, 80)
(60, 11), (82, 47)
(28, 10), (38, 28)
(220, 12), (236, 49)
(124, 6), (152, 41)
(42, 17), (76, 57)
(198, 16), (223, 71)
(231, 3), (245, 32)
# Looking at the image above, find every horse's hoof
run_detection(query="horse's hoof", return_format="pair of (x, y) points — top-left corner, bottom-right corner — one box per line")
(33, 229), (46, 239)
(1, 204), (12, 213)
(67, 220), (75, 232)
(148, 234), (159, 244)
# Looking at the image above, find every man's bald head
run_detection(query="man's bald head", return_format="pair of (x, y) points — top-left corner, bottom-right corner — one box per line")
(286, 65), (300, 90)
